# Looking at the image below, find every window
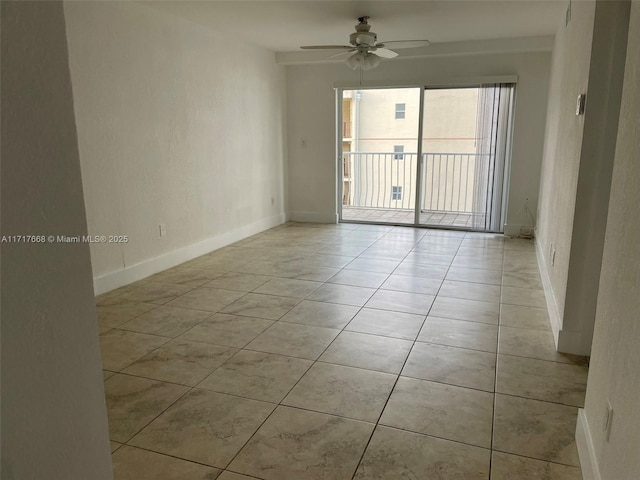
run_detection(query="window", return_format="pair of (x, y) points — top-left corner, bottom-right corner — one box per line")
(393, 145), (405, 160)
(395, 103), (406, 119)
(392, 186), (403, 201)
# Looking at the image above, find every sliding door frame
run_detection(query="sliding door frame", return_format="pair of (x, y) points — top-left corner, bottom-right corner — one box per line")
(336, 78), (516, 232)
(414, 90), (426, 226)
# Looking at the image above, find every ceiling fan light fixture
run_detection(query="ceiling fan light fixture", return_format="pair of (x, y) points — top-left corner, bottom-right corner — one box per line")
(345, 51), (364, 69)
(346, 51), (381, 71)
(363, 53), (381, 70)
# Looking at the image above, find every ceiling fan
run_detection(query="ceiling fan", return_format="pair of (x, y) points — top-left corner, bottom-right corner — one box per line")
(300, 16), (430, 71)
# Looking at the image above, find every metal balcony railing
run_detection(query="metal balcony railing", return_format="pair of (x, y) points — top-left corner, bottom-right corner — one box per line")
(342, 152), (490, 214)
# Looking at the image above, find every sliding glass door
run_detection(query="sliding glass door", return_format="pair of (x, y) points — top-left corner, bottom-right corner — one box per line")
(338, 83), (514, 232)
(340, 88), (420, 225)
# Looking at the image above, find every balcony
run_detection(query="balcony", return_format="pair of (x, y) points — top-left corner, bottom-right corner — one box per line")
(341, 151), (489, 227)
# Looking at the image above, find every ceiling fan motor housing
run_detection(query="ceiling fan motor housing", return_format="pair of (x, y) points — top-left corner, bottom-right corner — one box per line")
(350, 31), (377, 46)
(350, 17), (377, 46)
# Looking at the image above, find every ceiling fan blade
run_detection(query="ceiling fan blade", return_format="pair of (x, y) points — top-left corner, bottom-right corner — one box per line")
(326, 49), (356, 59)
(300, 45), (354, 50)
(374, 48), (398, 59)
(377, 40), (430, 49)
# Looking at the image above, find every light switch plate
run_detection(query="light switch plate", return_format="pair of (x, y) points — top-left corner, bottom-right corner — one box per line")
(576, 94), (586, 115)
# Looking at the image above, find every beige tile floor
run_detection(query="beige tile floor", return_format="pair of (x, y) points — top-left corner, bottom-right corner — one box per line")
(97, 222), (588, 480)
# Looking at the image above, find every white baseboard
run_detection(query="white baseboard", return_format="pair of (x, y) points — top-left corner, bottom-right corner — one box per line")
(535, 236), (562, 345)
(93, 213), (286, 295)
(288, 211), (338, 224)
(576, 409), (601, 480)
(535, 236), (591, 355)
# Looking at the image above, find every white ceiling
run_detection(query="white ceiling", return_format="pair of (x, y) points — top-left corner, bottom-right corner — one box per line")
(145, 0), (566, 52)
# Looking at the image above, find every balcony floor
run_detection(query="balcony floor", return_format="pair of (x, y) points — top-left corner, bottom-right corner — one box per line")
(342, 206), (475, 228)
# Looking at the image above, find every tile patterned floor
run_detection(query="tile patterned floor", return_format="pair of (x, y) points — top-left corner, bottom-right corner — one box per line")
(97, 222), (587, 480)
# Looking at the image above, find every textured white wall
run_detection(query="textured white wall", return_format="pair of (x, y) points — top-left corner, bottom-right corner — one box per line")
(561, 0), (630, 354)
(536, 1), (595, 333)
(581, 2), (640, 477)
(64, 1), (287, 292)
(536, 0), (629, 355)
(286, 51), (551, 229)
(1, 2), (112, 478)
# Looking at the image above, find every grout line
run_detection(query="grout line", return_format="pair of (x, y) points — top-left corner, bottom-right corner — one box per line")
(348, 227), (457, 480)
(114, 444), (227, 471)
(358, 422), (491, 451)
(488, 240), (506, 474)
(496, 351), (588, 367)
(488, 448), (583, 469)
(116, 381), (193, 448)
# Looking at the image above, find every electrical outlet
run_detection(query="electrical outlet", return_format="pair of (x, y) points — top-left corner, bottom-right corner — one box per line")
(604, 401), (614, 441)
(159, 224), (166, 237)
